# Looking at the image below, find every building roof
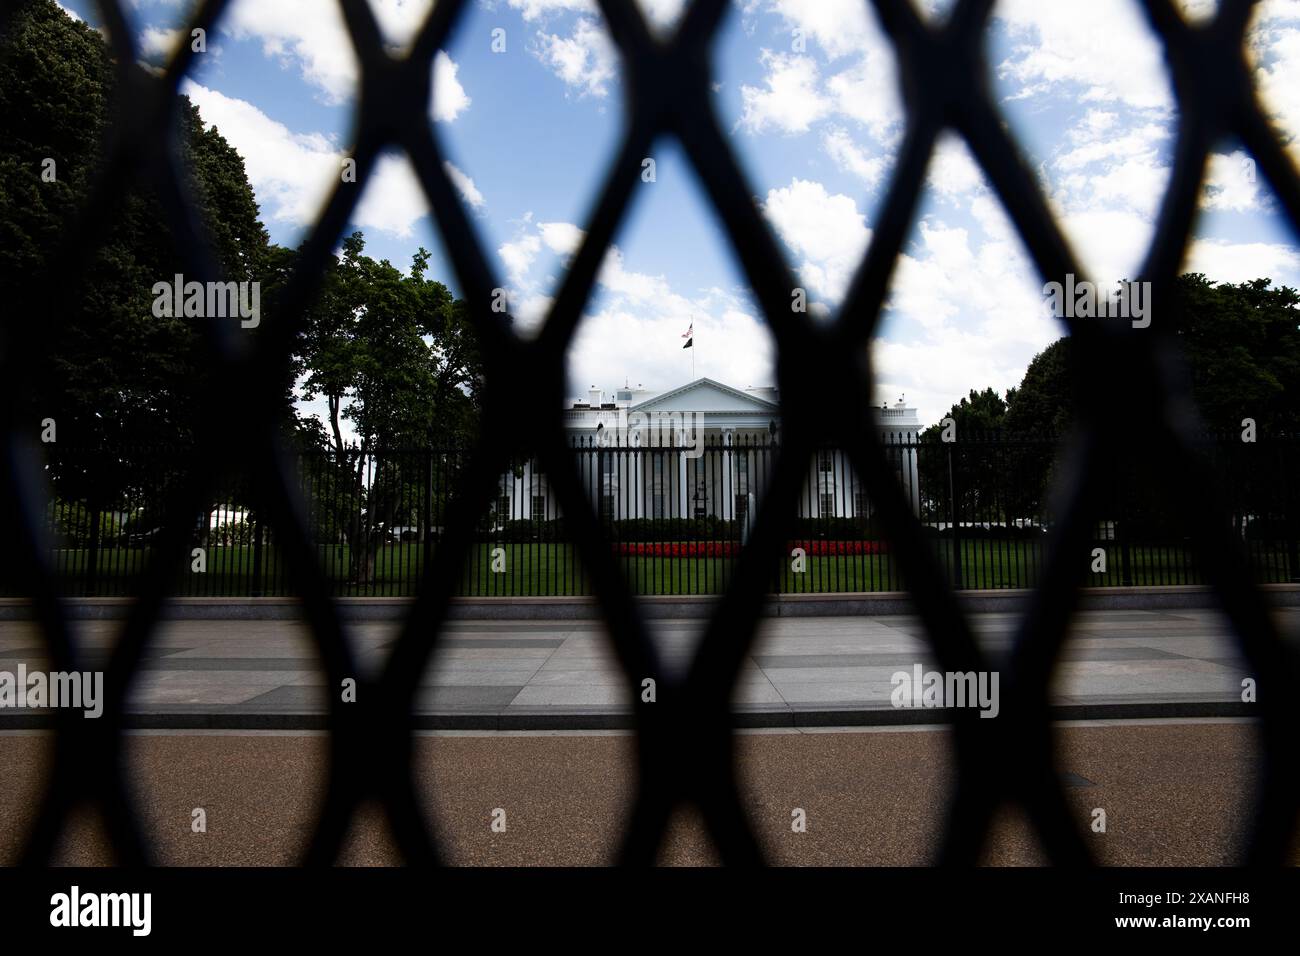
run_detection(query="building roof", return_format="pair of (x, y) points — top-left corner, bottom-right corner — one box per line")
(631, 377), (778, 414)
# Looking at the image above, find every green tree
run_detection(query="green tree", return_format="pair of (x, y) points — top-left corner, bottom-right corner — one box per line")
(920, 387), (1009, 440)
(294, 232), (482, 583)
(1170, 274), (1300, 432)
(917, 389), (1010, 523)
(0, 0), (275, 523)
(1003, 338), (1074, 435)
(933, 275), (1300, 531)
(1001, 275), (1300, 436)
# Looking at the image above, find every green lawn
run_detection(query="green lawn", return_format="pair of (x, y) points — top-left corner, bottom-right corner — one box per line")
(32, 538), (1297, 597)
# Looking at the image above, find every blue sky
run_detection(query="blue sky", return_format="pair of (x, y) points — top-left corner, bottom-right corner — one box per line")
(58, 0), (1300, 430)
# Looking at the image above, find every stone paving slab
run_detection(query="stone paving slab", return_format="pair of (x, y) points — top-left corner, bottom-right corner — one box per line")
(0, 608), (1292, 728)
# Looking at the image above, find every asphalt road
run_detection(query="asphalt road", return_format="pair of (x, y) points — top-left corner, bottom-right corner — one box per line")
(0, 719), (1284, 866)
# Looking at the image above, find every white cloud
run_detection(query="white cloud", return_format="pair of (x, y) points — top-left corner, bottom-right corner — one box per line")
(1055, 123), (1167, 172)
(500, 233), (542, 287)
(823, 127), (887, 188)
(498, 218), (584, 293)
(535, 16), (618, 97)
(138, 27), (183, 59)
(765, 0), (877, 60)
(539, 221), (585, 255)
(927, 133), (986, 200)
(637, 0), (688, 30)
(1184, 238), (1300, 284)
(743, 0), (902, 140)
(353, 153), (430, 238)
(221, 0), (469, 120)
(496, 217), (771, 390)
(823, 51), (903, 142)
(1249, 5), (1300, 166)
(182, 80), (430, 237)
(1196, 150), (1258, 212)
(567, 299), (773, 398)
(507, 0), (595, 21)
(443, 160), (485, 209)
(864, 168), (1064, 426)
(994, 0), (1174, 112)
(368, 0), (435, 46)
(738, 51), (830, 135)
(1175, 0), (1219, 22)
(506, 0), (684, 29)
(762, 178), (871, 304)
(222, 0), (358, 103)
(1026, 106), (1174, 276)
(432, 51), (471, 122)
(182, 80), (339, 225)
(1057, 208), (1156, 283)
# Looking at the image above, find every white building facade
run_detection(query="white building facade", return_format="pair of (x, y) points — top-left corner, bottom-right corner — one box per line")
(495, 378), (921, 525)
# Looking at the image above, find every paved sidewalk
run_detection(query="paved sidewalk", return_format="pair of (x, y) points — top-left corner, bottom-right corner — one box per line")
(0, 608), (1293, 728)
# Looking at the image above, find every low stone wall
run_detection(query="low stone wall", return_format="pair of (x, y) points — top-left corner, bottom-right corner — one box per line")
(0, 585), (1296, 620)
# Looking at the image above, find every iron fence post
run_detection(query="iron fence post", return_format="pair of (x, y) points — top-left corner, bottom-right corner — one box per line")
(251, 515), (263, 598)
(947, 444), (963, 590)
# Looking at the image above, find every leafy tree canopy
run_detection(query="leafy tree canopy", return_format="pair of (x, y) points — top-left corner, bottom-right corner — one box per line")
(0, 0), (273, 502)
(920, 387), (1009, 441)
(920, 274), (1300, 437)
(294, 232), (482, 454)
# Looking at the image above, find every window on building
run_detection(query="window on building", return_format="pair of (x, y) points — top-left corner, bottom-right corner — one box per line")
(818, 450), (834, 473)
(820, 492), (835, 517)
(497, 495), (511, 520)
(531, 495), (546, 520)
(854, 491), (870, 517)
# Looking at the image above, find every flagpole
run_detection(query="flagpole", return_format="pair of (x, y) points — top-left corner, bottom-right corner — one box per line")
(682, 316), (696, 379)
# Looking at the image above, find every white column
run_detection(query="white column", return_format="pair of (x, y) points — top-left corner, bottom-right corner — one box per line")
(632, 450), (643, 518)
(677, 452), (688, 518)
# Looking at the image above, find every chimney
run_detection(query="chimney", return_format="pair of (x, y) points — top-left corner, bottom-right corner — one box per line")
(588, 386), (602, 405)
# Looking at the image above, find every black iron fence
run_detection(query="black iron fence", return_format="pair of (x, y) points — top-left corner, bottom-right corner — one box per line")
(25, 434), (1299, 597)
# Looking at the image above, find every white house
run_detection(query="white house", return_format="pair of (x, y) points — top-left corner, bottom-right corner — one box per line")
(494, 378), (921, 525)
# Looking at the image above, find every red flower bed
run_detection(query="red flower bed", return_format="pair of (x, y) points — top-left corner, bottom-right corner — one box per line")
(617, 540), (888, 558)
(618, 541), (739, 558)
(790, 539), (889, 556)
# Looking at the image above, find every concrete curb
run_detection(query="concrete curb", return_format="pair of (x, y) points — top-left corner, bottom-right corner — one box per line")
(0, 700), (1256, 731)
(1, 585), (1297, 620)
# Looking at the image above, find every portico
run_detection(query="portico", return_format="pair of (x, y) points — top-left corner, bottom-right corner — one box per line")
(495, 378), (921, 524)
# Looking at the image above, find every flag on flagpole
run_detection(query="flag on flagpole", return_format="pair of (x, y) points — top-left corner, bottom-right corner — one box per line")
(681, 321), (693, 349)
